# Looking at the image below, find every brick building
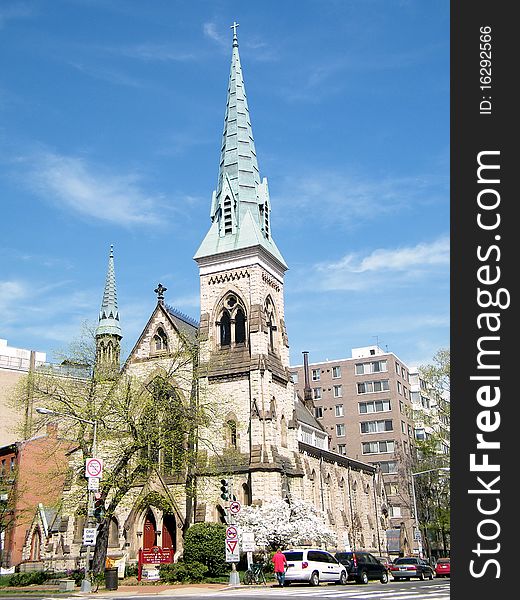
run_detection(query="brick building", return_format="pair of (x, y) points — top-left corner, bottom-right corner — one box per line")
(290, 345), (418, 556)
(0, 425), (71, 568)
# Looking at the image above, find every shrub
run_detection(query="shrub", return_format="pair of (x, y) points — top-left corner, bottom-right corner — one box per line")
(0, 571), (51, 587)
(182, 523), (228, 577)
(159, 561), (208, 583)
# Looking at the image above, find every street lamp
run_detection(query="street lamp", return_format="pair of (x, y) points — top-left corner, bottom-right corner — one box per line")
(410, 467), (450, 558)
(36, 407), (98, 592)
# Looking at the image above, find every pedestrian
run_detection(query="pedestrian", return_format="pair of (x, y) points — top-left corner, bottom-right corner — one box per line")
(272, 548), (287, 587)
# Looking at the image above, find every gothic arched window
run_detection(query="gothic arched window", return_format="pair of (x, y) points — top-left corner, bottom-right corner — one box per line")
(235, 308), (246, 344)
(153, 327), (168, 352)
(264, 296), (277, 353)
(220, 311), (231, 346)
(217, 293), (247, 349)
(227, 420), (237, 449)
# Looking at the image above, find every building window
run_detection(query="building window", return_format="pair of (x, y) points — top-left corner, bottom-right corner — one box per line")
(415, 428), (426, 440)
(357, 380), (390, 394)
(397, 381), (402, 394)
(337, 444), (346, 456)
(313, 387), (322, 400)
(333, 385), (342, 398)
(395, 362), (400, 374)
(10, 457), (15, 472)
(332, 366), (341, 378)
(312, 369), (320, 381)
(401, 421), (406, 433)
(220, 311), (231, 346)
(235, 308), (246, 344)
(386, 483), (399, 495)
(335, 404), (344, 417)
(359, 399), (391, 413)
(378, 461), (398, 474)
(290, 372), (298, 384)
(314, 407), (323, 419)
(336, 424), (345, 437)
(226, 420), (237, 449)
(389, 505), (402, 518)
(360, 419), (393, 434)
(153, 327), (168, 352)
(362, 440), (395, 454)
(356, 360), (387, 375)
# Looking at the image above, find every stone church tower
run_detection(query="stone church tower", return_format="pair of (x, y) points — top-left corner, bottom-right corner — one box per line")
(194, 27), (303, 505)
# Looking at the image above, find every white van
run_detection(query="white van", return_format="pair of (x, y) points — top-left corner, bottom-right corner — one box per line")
(283, 549), (348, 586)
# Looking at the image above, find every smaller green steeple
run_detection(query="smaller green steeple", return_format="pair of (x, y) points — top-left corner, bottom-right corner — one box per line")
(96, 245), (121, 338)
(95, 245), (122, 378)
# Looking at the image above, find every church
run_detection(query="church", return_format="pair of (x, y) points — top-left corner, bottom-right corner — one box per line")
(21, 28), (388, 571)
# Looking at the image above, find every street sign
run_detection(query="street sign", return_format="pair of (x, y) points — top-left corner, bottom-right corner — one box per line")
(85, 457), (103, 479)
(83, 527), (97, 546)
(242, 531), (255, 552)
(225, 539), (240, 562)
(229, 500), (241, 514)
(87, 477), (100, 491)
(226, 526), (238, 539)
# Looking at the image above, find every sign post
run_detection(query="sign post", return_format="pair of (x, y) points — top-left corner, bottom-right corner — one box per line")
(224, 481), (241, 586)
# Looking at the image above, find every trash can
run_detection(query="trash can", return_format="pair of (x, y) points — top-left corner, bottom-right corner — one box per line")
(104, 567), (119, 590)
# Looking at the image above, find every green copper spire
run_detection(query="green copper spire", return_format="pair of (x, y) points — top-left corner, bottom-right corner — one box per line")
(96, 244), (121, 338)
(194, 24), (287, 269)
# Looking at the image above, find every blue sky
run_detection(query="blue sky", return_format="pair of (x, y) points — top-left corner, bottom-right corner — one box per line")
(0, 0), (449, 369)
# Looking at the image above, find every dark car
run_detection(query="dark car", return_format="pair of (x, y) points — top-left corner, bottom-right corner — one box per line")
(389, 557), (434, 581)
(335, 551), (389, 584)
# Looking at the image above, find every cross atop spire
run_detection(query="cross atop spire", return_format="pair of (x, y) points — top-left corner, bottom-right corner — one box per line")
(230, 21), (239, 46)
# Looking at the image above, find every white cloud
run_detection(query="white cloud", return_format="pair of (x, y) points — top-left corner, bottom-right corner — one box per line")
(312, 236), (449, 291)
(28, 151), (163, 227)
(203, 22), (227, 48)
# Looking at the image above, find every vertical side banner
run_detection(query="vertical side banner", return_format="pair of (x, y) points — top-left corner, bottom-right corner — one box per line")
(451, 2), (514, 598)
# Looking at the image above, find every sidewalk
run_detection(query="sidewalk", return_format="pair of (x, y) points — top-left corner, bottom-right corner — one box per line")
(0, 583), (232, 596)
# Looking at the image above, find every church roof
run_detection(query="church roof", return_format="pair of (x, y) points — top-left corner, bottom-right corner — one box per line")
(95, 245), (121, 338)
(194, 26), (287, 269)
(164, 304), (199, 343)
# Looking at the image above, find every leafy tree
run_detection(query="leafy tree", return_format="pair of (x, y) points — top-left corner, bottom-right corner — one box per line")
(236, 498), (337, 551)
(12, 329), (203, 575)
(414, 348), (451, 558)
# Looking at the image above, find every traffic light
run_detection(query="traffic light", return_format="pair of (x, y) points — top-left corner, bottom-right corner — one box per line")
(93, 493), (105, 521)
(220, 479), (229, 501)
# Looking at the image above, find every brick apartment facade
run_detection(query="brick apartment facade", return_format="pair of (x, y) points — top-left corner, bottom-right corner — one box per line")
(0, 425), (71, 568)
(291, 345), (418, 556)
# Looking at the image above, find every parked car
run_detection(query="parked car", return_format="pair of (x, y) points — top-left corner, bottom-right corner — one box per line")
(374, 555), (393, 571)
(335, 551), (389, 584)
(283, 549), (348, 586)
(434, 557), (451, 577)
(389, 557), (434, 581)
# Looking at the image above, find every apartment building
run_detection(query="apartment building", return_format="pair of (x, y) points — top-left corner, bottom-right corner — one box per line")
(291, 345), (417, 555)
(0, 339), (47, 445)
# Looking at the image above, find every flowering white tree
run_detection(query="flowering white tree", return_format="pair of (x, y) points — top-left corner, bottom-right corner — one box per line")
(236, 498), (337, 550)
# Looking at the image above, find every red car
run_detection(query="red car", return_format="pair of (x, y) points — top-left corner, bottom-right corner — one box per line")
(435, 558), (450, 577)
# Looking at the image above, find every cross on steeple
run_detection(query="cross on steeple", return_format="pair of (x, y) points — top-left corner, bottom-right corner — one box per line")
(154, 283), (167, 304)
(230, 21), (239, 45)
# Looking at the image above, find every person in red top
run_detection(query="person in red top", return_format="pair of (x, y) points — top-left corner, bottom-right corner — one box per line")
(272, 548), (288, 586)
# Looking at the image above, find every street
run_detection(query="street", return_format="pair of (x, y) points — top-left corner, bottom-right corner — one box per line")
(1, 579), (450, 600)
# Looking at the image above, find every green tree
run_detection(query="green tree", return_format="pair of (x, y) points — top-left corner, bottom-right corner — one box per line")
(414, 348), (451, 558)
(13, 328), (204, 575)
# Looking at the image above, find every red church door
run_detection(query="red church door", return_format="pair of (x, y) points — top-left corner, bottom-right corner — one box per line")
(143, 511), (157, 550)
(162, 514), (176, 558)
